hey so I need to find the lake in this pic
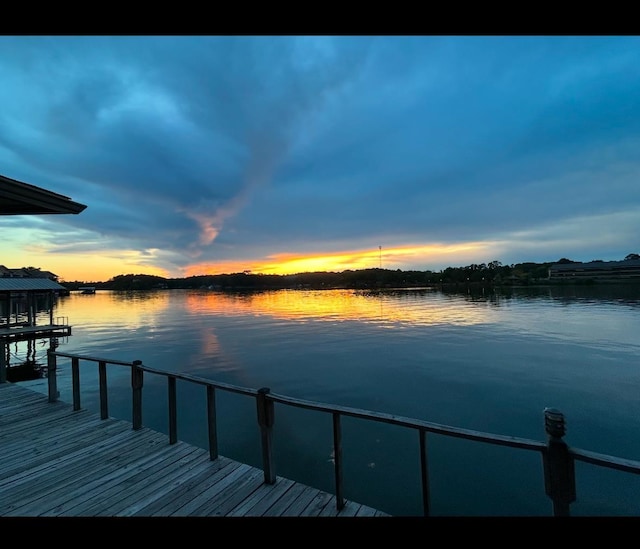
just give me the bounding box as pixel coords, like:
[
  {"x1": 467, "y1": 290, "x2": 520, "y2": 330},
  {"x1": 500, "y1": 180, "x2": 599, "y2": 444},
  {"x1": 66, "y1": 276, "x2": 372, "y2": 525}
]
[{"x1": 12, "y1": 284, "x2": 640, "y2": 516}]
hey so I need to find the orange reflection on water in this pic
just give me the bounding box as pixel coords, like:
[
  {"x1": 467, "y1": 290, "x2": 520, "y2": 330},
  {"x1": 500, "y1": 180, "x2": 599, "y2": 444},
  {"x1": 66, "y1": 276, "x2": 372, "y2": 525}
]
[
  {"x1": 184, "y1": 289, "x2": 490, "y2": 327},
  {"x1": 200, "y1": 329, "x2": 221, "y2": 356},
  {"x1": 59, "y1": 291, "x2": 171, "y2": 330}
]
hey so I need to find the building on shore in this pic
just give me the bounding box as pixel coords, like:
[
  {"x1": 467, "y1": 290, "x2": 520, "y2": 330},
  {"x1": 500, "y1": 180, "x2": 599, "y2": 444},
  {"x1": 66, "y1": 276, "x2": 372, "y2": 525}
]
[
  {"x1": 548, "y1": 259, "x2": 640, "y2": 281},
  {"x1": 0, "y1": 265, "x2": 60, "y2": 281}
]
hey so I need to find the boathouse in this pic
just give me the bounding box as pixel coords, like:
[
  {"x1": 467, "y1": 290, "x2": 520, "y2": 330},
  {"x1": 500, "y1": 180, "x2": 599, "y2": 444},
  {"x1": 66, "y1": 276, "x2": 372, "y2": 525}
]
[{"x1": 0, "y1": 173, "x2": 86, "y2": 382}]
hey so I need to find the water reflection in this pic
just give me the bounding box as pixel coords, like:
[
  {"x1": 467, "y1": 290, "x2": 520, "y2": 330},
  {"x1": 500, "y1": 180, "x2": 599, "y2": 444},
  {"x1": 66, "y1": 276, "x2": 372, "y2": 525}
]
[
  {"x1": 52, "y1": 286, "x2": 640, "y2": 354},
  {"x1": 50, "y1": 286, "x2": 640, "y2": 357},
  {"x1": 495, "y1": 284, "x2": 640, "y2": 308},
  {"x1": 61, "y1": 290, "x2": 171, "y2": 330},
  {"x1": 184, "y1": 288, "x2": 493, "y2": 327},
  {"x1": 26, "y1": 283, "x2": 640, "y2": 516}
]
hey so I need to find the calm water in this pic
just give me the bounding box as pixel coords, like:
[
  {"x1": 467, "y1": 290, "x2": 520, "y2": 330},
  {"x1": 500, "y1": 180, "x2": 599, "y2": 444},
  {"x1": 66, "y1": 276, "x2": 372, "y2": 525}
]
[{"x1": 13, "y1": 284, "x2": 640, "y2": 516}]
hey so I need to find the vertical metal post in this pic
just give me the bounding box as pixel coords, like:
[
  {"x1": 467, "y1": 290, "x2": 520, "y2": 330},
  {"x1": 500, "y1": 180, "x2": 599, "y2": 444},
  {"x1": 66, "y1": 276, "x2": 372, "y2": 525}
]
[
  {"x1": 168, "y1": 376, "x2": 177, "y2": 444},
  {"x1": 98, "y1": 361, "x2": 108, "y2": 419},
  {"x1": 332, "y1": 412, "x2": 344, "y2": 511},
  {"x1": 131, "y1": 360, "x2": 143, "y2": 430},
  {"x1": 47, "y1": 347, "x2": 58, "y2": 403},
  {"x1": 71, "y1": 356, "x2": 81, "y2": 411},
  {"x1": 419, "y1": 429, "x2": 431, "y2": 516},
  {"x1": 256, "y1": 387, "x2": 275, "y2": 484},
  {"x1": 542, "y1": 407, "x2": 576, "y2": 516},
  {"x1": 207, "y1": 385, "x2": 218, "y2": 460},
  {"x1": 0, "y1": 341, "x2": 6, "y2": 383}
]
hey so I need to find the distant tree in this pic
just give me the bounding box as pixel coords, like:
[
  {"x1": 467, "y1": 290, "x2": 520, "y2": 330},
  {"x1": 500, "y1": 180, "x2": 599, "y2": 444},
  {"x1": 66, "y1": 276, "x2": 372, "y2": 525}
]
[
  {"x1": 624, "y1": 253, "x2": 640, "y2": 260},
  {"x1": 556, "y1": 258, "x2": 575, "y2": 264}
]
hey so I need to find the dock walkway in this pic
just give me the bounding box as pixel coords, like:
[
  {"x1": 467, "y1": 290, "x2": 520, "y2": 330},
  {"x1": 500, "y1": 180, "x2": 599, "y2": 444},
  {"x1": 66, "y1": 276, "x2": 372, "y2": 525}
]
[{"x1": 0, "y1": 382, "x2": 389, "y2": 517}]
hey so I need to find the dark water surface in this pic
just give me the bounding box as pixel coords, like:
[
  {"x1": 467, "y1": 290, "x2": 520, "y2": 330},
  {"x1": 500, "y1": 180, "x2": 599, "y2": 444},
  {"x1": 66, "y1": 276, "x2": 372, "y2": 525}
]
[{"x1": 16, "y1": 285, "x2": 640, "y2": 516}]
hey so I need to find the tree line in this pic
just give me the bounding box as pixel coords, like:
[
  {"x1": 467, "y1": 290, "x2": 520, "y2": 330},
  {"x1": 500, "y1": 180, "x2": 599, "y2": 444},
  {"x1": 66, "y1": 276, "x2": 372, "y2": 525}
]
[{"x1": 61, "y1": 256, "x2": 639, "y2": 291}]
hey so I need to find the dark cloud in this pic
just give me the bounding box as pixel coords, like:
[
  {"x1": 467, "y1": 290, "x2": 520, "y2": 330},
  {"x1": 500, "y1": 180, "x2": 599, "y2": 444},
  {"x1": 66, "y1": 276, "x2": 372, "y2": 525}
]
[{"x1": 1, "y1": 35, "x2": 639, "y2": 275}]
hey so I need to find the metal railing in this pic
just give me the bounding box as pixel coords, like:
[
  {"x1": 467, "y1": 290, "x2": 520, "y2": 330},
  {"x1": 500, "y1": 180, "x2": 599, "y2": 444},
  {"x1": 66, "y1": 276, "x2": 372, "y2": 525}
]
[{"x1": 45, "y1": 349, "x2": 640, "y2": 516}]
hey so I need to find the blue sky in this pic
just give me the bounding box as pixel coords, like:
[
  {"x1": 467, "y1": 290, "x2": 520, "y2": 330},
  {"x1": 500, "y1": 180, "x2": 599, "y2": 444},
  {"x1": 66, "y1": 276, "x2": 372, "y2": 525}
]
[{"x1": 1, "y1": 35, "x2": 639, "y2": 281}]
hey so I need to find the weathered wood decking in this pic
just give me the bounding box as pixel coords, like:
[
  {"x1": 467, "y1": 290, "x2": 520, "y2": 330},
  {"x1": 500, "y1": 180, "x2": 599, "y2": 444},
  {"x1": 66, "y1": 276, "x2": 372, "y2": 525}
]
[{"x1": 0, "y1": 382, "x2": 389, "y2": 517}]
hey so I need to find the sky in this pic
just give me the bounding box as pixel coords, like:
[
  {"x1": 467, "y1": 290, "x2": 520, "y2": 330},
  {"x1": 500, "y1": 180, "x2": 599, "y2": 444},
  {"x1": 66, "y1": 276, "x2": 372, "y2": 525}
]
[{"x1": 1, "y1": 35, "x2": 639, "y2": 282}]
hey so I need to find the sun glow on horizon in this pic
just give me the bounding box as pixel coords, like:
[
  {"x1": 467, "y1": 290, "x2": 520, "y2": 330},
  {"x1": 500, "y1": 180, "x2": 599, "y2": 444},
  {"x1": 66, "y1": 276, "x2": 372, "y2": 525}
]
[
  {"x1": 183, "y1": 241, "x2": 496, "y2": 277},
  {"x1": 5, "y1": 250, "x2": 172, "y2": 283},
  {"x1": 6, "y1": 236, "x2": 498, "y2": 282}
]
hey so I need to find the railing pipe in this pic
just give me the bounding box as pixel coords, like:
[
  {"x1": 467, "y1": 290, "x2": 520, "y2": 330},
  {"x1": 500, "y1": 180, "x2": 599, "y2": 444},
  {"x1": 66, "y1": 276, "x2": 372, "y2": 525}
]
[
  {"x1": 46, "y1": 350, "x2": 640, "y2": 516},
  {"x1": 131, "y1": 360, "x2": 143, "y2": 430},
  {"x1": 542, "y1": 407, "x2": 576, "y2": 516},
  {"x1": 332, "y1": 412, "x2": 344, "y2": 511},
  {"x1": 256, "y1": 387, "x2": 275, "y2": 484},
  {"x1": 168, "y1": 375, "x2": 177, "y2": 444}
]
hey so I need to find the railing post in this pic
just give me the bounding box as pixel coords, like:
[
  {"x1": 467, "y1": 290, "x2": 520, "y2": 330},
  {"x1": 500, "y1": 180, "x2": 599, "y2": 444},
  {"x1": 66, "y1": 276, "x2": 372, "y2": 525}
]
[
  {"x1": 207, "y1": 385, "x2": 218, "y2": 460},
  {"x1": 47, "y1": 347, "x2": 58, "y2": 403},
  {"x1": 332, "y1": 412, "x2": 344, "y2": 511},
  {"x1": 131, "y1": 360, "x2": 143, "y2": 430},
  {"x1": 543, "y1": 407, "x2": 576, "y2": 516},
  {"x1": 256, "y1": 387, "x2": 276, "y2": 484},
  {"x1": 71, "y1": 357, "x2": 81, "y2": 411},
  {"x1": 419, "y1": 429, "x2": 431, "y2": 516},
  {"x1": 98, "y1": 361, "x2": 108, "y2": 419},
  {"x1": 168, "y1": 375, "x2": 177, "y2": 444}
]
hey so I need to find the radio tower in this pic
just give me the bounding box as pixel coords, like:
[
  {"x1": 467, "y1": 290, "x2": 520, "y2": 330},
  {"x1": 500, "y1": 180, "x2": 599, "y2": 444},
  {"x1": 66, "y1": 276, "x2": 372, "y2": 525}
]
[{"x1": 379, "y1": 246, "x2": 382, "y2": 269}]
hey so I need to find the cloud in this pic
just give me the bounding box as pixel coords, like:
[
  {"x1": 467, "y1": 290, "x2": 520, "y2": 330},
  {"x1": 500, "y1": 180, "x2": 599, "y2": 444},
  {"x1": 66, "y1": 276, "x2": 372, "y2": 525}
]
[{"x1": 1, "y1": 36, "x2": 639, "y2": 279}]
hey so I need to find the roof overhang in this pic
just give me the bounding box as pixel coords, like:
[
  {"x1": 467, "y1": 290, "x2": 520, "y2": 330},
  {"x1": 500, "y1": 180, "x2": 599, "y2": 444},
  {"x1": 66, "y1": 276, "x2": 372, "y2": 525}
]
[
  {"x1": 0, "y1": 174, "x2": 87, "y2": 215},
  {"x1": 0, "y1": 278, "x2": 66, "y2": 292}
]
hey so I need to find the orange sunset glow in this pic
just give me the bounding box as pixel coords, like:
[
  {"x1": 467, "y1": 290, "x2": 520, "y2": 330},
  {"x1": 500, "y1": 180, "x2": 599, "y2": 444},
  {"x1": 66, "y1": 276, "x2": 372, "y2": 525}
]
[
  {"x1": 5, "y1": 240, "x2": 497, "y2": 283},
  {"x1": 182, "y1": 242, "x2": 496, "y2": 278},
  {"x1": 14, "y1": 251, "x2": 172, "y2": 283}
]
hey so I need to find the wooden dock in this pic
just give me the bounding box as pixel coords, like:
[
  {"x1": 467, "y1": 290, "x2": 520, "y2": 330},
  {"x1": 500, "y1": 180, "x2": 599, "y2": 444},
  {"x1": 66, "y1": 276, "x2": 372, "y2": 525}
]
[
  {"x1": 0, "y1": 323, "x2": 72, "y2": 343},
  {"x1": 0, "y1": 382, "x2": 390, "y2": 517}
]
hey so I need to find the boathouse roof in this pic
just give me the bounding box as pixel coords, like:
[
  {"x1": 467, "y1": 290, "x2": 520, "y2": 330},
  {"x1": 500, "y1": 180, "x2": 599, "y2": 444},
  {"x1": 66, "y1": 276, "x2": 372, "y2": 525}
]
[
  {"x1": 0, "y1": 278, "x2": 66, "y2": 292},
  {"x1": 0, "y1": 174, "x2": 87, "y2": 215}
]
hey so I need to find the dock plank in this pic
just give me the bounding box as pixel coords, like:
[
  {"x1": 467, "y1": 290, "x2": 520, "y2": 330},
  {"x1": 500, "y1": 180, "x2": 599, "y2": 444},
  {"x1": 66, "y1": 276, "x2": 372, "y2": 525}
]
[
  {"x1": 133, "y1": 457, "x2": 238, "y2": 516},
  {"x1": 42, "y1": 436, "x2": 189, "y2": 516},
  {"x1": 0, "y1": 382, "x2": 391, "y2": 517},
  {"x1": 0, "y1": 430, "x2": 164, "y2": 515},
  {"x1": 199, "y1": 467, "x2": 267, "y2": 516},
  {"x1": 226, "y1": 477, "x2": 296, "y2": 516}
]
